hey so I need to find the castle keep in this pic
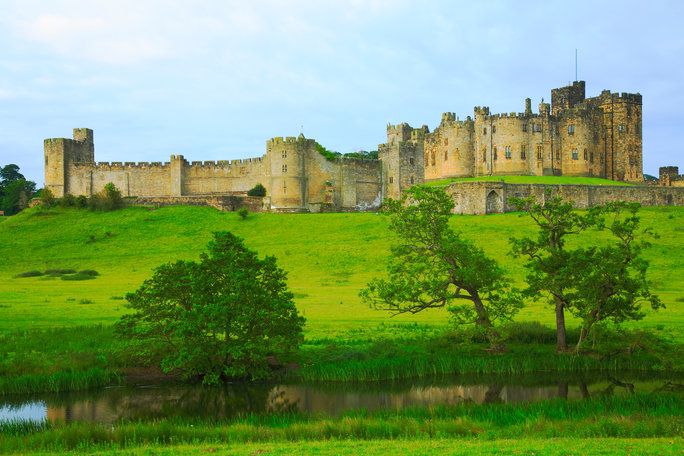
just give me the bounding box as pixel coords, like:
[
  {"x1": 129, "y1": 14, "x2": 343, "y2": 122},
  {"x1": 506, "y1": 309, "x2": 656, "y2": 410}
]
[{"x1": 44, "y1": 81, "x2": 646, "y2": 211}]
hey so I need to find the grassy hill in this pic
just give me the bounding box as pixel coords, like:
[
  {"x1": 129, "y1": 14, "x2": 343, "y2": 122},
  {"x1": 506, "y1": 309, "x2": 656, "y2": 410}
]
[
  {"x1": 425, "y1": 175, "x2": 635, "y2": 187},
  {"x1": 1, "y1": 204, "x2": 682, "y2": 340}
]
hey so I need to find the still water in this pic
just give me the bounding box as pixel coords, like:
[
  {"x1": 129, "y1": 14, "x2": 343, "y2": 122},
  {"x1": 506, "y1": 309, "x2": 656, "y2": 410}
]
[{"x1": 0, "y1": 373, "x2": 679, "y2": 424}]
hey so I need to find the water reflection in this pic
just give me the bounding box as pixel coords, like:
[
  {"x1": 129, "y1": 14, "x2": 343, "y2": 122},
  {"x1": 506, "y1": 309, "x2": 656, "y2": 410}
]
[{"x1": 0, "y1": 374, "x2": 680, "y2": 425}]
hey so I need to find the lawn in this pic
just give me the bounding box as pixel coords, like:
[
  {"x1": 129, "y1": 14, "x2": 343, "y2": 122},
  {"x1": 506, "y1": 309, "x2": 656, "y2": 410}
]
[{"x1": 1, "y1": 204, "x2": 682, "y2": 339}]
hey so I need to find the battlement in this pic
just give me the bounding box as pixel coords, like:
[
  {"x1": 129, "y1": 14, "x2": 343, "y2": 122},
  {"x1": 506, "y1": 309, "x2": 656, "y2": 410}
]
[
  {"x1": 588, "y1": 90, "x2": 642, "y2": 105},
  {"x1": 267, "y1": 135, "x2": 316, "y2": 145},
  {"x1": 474, "y1": 106, "x2": 490, "y2": 117}
]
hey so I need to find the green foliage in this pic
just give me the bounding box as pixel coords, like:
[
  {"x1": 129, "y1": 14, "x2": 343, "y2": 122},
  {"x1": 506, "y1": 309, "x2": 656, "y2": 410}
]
[
  {"x1": 237, "y1": 207, "x2": 249, "y2": 219},
  {"x1": 510, "y1": 191, "x2": 597, "y2": 351},
  {"x1": 567, "y1": 202, "x2": 663, "y2": 348},
  {"x1": 0, "y1": 164, "x2": 37, "y2": 215},
  {"x1": 115, "y1": 231, "x2": 305, "y2": 383},
  {"x1": 247, "y1": 183, "x2": 267, "y2": 197},
  {"x1": 14, "y1": 270, "x2": 44, "y2": 278},
  {"x1": 39, "y1": 187, "x2": 56, "y2": 208},
  {"x1": 88, "y1": 182, "x2": 124, "y2": 211},
  {"x1": 315, "y1": 142, "x2": 342, "y2": 161},
  {"x1": 361, "y1": 186, "x2": 521, "y2": 348}
]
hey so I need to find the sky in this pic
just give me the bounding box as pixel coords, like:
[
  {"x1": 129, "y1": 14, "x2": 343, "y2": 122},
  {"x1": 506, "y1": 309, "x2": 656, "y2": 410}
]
[{"x1": 1, "y1": 0, "x2": 683, "y2": 185}]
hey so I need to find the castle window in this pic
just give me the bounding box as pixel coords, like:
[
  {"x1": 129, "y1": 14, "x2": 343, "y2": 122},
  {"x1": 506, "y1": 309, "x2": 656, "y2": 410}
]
[
  {"x1": 482, "y1": 149, "x2": 487, "y2": 162},
  {"x1": 389, "y1": 176, "x2": 394, "y2": 184},
  {"x1": 534, "y1": 124, "x2": 542, "y2": 133},
  {"x1": 45, "y1": 155, "x2": 48, "y2": 166},
  {"x1": 444, "y1": 150, "x2": 448, "y2": 161},
  {"x1": 618, "y1": 124, "x2": 625, "y2": 133},
  {"x1": 636, "y1": 124, "x2": 641, "y2": 135},
  {"x1": 282, "y1": 164, "x2": 288, "y2": 173},
  {"x1": 444, "y1": 138, "x2": 448, "y2": 146},
  {"x1": 282, "y1": 151, "x2": 287, "y2": 159},
  {"x1": 492, "y1": 125, "x2": 496, "y2": 134},
  {"x1": 590, "y1": 151, "x2": 594, "y2": 163},
  {"x1": 583, "y1": 149, "x2": 588, "y2": 160},
  {"x1": 537, "y1": 145, "x2": 543, "y2": 160},
  {"x1": 572, "y1": 149, "x2": 578, "y2": 160},
  {"x1": 410, "y1": 176, "x2": 414, "y2": 184},
  {"x1": 521, "y1": 145, "x2": 527, "y2": 160},
  {"x1": 493, "y1": 147, "x2": 498, "y2": 161},
  {"x1": 555, "y1": 150, "x2": 560, "y2": 160},
  {"x1": 483, "y1": 127, "x2": 487, "y2": 135},
  {"x1": 431, "y1": 151, "x2": 436, "y2": 166},
  {"x1": 522, "y1": 123, "x2": 527, "y2": 132},
  {"x1": 593, "y1": 132, "x2": 599, "y2": 144},
  {"x1": 409, "y1": 157, "x2": 415, "y2": 165},
  {"x1": 505, "y1": 146, "x2": 511, "y2": 159},
  {"x1": 568, "y1": 124, "x2": 575, "y2": 135}
]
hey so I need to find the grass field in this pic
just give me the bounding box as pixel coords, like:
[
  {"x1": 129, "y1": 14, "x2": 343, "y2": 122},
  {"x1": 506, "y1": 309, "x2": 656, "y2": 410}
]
[
  {"x1": 1, "y1": 204, "x2": 681, "y2": 337},
  {"x1": 32, "y1": 439, "x2": 682, "y2": 456},
  {"x1": 425, "y1": 175, "x2": 635, "y2": 187}
]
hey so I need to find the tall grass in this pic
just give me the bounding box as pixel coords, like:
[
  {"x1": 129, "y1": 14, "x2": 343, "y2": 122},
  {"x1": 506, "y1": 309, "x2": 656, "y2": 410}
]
[
  {"x1": 0, "y1": 368, "x2": 120, "y2": 395},
  {"x1": 1, "y1": 394, "x2": 681, "y2": 453}
]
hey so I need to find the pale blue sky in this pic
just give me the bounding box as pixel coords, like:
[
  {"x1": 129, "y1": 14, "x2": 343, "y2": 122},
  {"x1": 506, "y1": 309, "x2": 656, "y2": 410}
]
[{"x1": 1, "y1": 0, "x2": 682, "y2": 184}]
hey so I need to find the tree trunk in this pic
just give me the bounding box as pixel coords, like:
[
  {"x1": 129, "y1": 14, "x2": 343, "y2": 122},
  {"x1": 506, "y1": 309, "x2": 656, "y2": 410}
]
[
  {"x1": 472, "y1": 292, "x2": 503, "y2": 350},
  {"x1": 554, "y1": 297, "x2": 567, "y2": 352}
]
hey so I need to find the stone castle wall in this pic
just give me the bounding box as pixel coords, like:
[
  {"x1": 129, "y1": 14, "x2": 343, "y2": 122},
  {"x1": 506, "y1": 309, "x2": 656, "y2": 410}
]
[
  {"x1": 45, "y1": 129, "x2": 382, "y2": 212},
  {"x1": 446, "y1": 181, "x2": 684, "y2": 215}
]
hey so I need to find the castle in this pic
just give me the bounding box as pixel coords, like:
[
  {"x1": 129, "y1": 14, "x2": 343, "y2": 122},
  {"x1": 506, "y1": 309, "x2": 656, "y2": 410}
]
[{"x1": 44, "y1": 81, "x2": 645, "y2": 211}]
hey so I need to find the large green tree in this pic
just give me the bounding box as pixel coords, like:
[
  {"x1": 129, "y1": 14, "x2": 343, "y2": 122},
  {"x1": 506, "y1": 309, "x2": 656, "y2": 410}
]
[
  {"x1": 0, "y1": 164, "x2": 36, "y2": 215},
  {"x1": 566, "y1": 202, "x2": 662, "y2": 350},
  {"x1": 116, "y1": 231, "x2": 305, "y2": 384},
  {"x1": 509, "y1": 192, "x2": 596, "y2": 352},
  {"x1": 360, "y1": 186, "x2": 521, "y2": 348}
]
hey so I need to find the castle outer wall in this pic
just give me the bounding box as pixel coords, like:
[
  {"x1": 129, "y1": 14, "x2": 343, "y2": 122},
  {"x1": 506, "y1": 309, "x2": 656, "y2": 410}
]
[
  {"x1": 446, "y1": 181, "x2": 684, "y2": 215},
  {"x1": 44, "y1": 130, "x2": 382, "y2": 212}
]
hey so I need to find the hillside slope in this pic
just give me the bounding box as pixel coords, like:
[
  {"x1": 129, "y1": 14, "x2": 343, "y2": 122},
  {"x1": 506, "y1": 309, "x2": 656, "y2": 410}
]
[{"x1": 1, "y1": 205, "x2": 682, "y2": 338}]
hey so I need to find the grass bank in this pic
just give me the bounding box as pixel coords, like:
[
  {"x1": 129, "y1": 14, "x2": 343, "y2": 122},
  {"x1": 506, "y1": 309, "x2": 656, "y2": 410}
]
[
  {"x1": 1, "y1": 394, "x2": 681, "y2": 453},
  {"x1": 29, "y1": 438, "x2": 682, "y2": 456}
]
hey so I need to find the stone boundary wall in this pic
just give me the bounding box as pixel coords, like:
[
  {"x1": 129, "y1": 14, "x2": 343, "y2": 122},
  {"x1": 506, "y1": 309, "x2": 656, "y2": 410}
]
[
  {"x1": 134, "y1": 195, "x2": 267, "y2": 212},
  {"x1": 445, "y1": 182, "x2": 684, "y2": 215}
]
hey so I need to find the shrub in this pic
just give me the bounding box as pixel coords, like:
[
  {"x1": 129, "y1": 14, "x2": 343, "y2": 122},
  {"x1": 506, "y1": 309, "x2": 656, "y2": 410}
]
[
  {"x1": 45, "y1": 269, "x2": 77, "y2": 275},
  {"x1": 78, "y1": 270, "x2": 100, "y2": 276},
  {"x1": 88, "y1": 183, "x2": 124, "y2": 211},
  {"x1": 61, "y1": 273, "x2": 97, "y2": 281},
  {"x1": 247, "y1": 183, "x2": 267, "y2": 197},
  {"x1": 237, "y1": 207, "x2": 249, "y2": 220},
  {"x1": 14, "y1": 270, "x2": 44, "y2": 278},
  {"x1": 39, "y1": 188, "x2": 55, "y2": 208},
  {"x1": 59, "y1": 194, "x2": 77, "y2": 207}
]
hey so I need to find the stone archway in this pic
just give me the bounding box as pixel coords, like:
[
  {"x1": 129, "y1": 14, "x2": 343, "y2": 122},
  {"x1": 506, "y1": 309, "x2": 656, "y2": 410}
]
[{"x1": 485, "y1": 190, "x2": 503, "y2": 214}]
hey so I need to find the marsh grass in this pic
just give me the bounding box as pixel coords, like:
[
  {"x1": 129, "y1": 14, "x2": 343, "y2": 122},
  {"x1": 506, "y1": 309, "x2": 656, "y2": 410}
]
[{"x1": 0, "y1": 395, "x2": 681, "y2": 453}]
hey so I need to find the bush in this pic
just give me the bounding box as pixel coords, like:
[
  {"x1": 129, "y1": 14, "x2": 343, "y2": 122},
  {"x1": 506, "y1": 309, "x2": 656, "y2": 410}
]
[
  {"x1": 14, "y1": 270, "x2": 44, "y2": 278},
  {"x1": 39, "y1": 188, "x2": 55, "y2": 208},
  {"x1": 247, "y1": 183, "x2": 267, "y2": 197},
  {"x1": 59, "y1": 194, "x2": 77, "y2": 207},
  {"x1": 61, "y1": 273, "x2": 97, "y2": 281},
  {"x1": 237, "y1": 207, "x2": 249, "y2": 220},
  {"x1": 78, "y1": 270, "x2": 100, "y2": 276},
  {"x1": 89, "y1": 183, "x2": 124, "y2": 211},
  {"x1": 45, "y1": 269, "x2": 77, "y2": 275}
]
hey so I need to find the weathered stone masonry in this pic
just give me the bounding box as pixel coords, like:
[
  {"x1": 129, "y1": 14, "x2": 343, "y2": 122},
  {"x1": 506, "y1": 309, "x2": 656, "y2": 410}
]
[{"x1": 45, "y1": 80, "x2": 679, "y2": 214}]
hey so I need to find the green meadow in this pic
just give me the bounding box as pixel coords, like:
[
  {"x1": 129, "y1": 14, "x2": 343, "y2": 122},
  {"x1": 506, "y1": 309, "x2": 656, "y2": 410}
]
[{"x1": 1, "y1": 204, "x2": 682, "y2": 337}]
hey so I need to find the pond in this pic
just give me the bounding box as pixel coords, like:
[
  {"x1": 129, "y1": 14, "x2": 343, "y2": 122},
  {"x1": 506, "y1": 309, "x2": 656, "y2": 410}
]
[{"x1": 1, "y1": 373, "x2": 680, "y2": 424}]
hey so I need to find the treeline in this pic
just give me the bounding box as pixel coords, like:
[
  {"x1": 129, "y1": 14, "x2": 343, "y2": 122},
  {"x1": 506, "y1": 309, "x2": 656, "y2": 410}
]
[{"x1": 0, "y1": 164, "x2": 37, "y2": 215}]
